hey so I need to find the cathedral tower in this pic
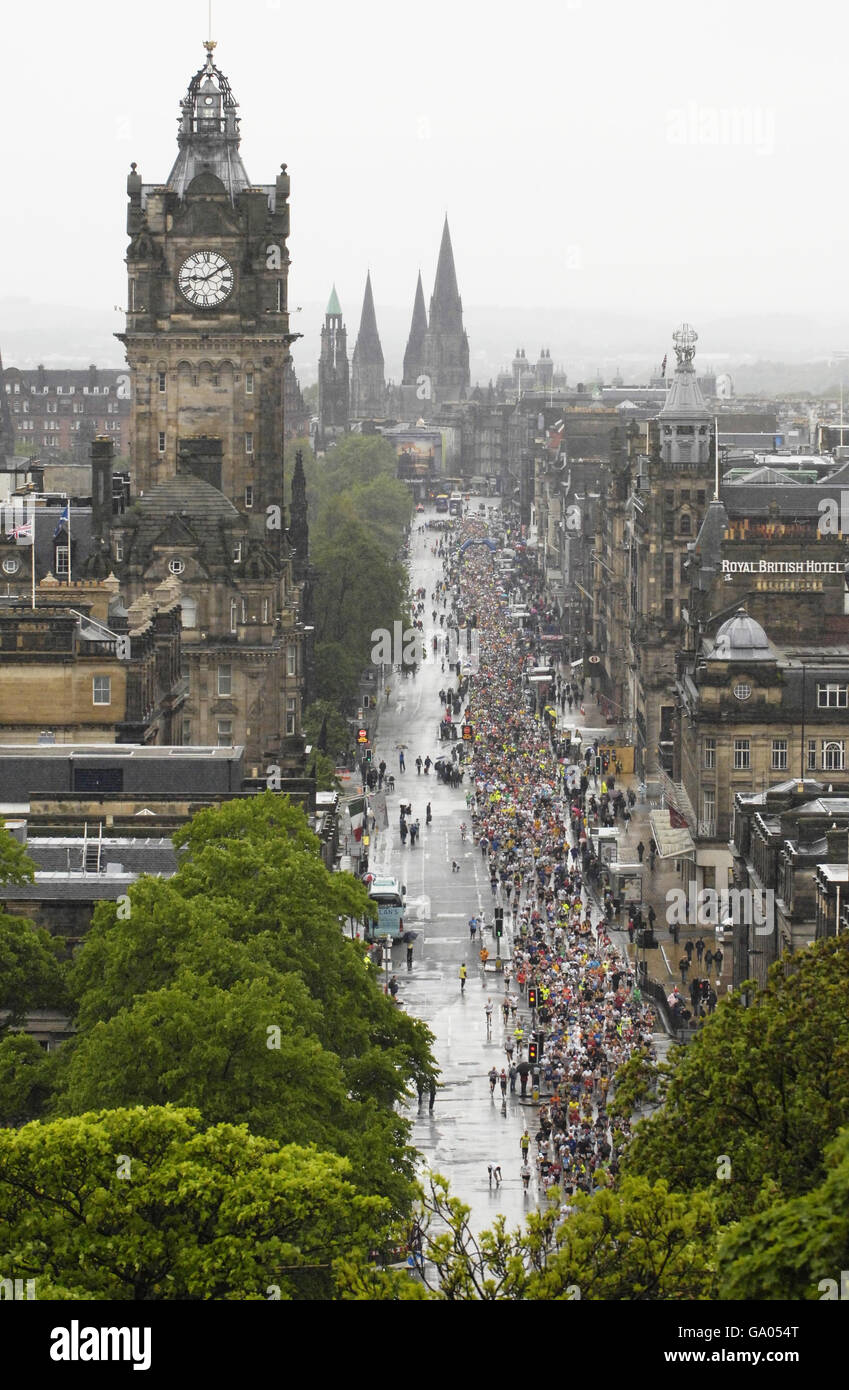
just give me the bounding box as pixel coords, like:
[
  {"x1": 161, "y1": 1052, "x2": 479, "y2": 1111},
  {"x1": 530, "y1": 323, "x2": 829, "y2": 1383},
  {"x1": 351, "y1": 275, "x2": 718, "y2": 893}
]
[
  {"x1": 350, "y1": 272, "x2": 385, "y2": 420},
  {"x1": 423, "y1": 218, "x2": 470, "y2": 409}
]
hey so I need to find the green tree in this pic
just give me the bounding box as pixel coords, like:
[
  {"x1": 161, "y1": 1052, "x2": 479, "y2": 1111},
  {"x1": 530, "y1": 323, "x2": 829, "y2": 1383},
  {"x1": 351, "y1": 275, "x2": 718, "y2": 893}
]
[
  {"x1": 623, "y1": 937, "x2": 849, "y2": 1221},
  {"x1": 0, "y1": 1031, "x2": 56, "y2": 1125},
  {"x1": 0, "y1": 1106, "x2": 386, "y2": 1300},
  {"x1": 62, "y1": 795, "x2": 436, "y2": 1209},
  {"x1": 0, "y1": 822, "x2": 37, "y2": 885},
  {"x1": 717, "y1": 1128, "x2": 849, "y2": 1300},
  {"x1": 337, "y1": 1173, "x2": 718, "y2": 1301},
  {"x1": 0, "y1": 913, "x2": 67, "y2": 1036}
]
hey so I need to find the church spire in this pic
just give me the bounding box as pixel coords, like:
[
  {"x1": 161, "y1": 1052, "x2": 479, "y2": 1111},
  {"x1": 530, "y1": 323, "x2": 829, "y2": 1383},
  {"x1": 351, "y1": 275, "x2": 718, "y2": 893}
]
[
  {"x1": 429, "y1": 217, "x2": 462, "y2": 330},
  {"x1": 166, "y1": 42, "x2": 251, "y2": 202},
  {"x1": 351, "y1": 272, "x2": 385, "y2": 419},
  {"x1": 353, "y1": 272, "x2": 384, "y2": 364},
  {"x1": 289, "y1": 448, "x2": 309, "y2": 585},
  {"x1": 403, "y1": 271, "x2": 428, "y2": 386}
]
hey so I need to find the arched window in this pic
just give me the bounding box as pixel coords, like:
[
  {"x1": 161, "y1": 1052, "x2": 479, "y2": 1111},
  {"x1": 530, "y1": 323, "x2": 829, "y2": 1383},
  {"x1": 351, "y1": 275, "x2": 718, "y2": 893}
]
[
  {"x1": 823, "y1": 740, "x2": 845, "y2": 771},
  {"x1": 680, "y1": 513, "x2": 692, "y2": 535}
]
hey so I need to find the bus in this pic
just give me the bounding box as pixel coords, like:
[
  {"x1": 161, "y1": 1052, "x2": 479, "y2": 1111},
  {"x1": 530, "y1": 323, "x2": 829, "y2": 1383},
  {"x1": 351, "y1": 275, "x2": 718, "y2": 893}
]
[
  {"x1": 448, "y1": 491, "x2": 463, "y2": 516},
  {"x1": 366, "y1": 876, "x2": 407, "y2": 941},
  {"x1": 435, "y1": 493, "x2": 449, "y2": 514}
]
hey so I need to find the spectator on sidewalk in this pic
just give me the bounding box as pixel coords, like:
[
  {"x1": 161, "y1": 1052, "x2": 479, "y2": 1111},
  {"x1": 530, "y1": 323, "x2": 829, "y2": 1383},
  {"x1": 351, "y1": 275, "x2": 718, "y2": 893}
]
[
  {"x1": 679, "y1": 955, "x2": 690, "y2": 984},
  {"x1": 695, "y1": 937, "x2": 705, "y2": 964},
  {"x1": 636, "y1": 840, "x2": 646, "y2": 862}
]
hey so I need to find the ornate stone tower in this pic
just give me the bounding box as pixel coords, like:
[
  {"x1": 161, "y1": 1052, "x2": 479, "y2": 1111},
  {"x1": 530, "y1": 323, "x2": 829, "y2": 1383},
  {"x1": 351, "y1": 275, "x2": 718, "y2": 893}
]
[
  {"x1": 658, "y1": 323, "x2": 712, "y2": 465},
  {"x1": 350, "y1": 272, "x2": 385, "y2": 420},
  {"x1": 119, "y1": 40, "x2": 296, "y2": 538},
  {"x1": 114, "y1": 40, "x2": 307, "y2": 768},
  {"x1": 317, "y1": 285, "x2": 349, "y2": 446},
  {"x1": 423, "y1": 218, "x2": 470, "y2": 408}
]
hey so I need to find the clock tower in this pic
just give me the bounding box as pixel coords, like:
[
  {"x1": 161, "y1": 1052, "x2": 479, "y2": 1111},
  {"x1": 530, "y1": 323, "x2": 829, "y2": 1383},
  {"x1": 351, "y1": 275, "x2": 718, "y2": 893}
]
[
  {"x1": 113, "y1": 42, "x2": 308, "y2": 769},
  {"x1": 119, "y1": 40, "x2": 296, "y2": 534}
]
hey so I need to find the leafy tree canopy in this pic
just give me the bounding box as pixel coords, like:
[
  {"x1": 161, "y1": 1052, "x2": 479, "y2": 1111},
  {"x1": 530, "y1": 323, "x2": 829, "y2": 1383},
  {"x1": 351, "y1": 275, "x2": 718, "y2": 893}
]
[{"x1": 0, "y1": 1106, "x2": 386, "y2": 1300}]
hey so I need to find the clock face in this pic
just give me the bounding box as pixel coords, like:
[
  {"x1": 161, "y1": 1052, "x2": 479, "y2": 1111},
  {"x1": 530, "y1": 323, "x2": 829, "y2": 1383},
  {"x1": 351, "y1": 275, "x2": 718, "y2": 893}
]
[{"x1": 178, "y1": 250, "x2": 234, "y2": 307}]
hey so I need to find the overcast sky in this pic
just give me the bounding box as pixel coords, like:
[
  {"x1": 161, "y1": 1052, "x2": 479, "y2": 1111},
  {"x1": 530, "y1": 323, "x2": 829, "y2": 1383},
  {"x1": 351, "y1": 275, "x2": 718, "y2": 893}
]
[{"x1": 4, "y1": 0, "x2": 849, "y2": 375}]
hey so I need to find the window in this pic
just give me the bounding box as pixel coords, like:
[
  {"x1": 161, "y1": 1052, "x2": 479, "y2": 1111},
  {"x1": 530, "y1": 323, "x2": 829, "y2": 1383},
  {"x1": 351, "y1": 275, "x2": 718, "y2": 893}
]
[
  {"x1": 230, "y1": 601, "x2": 238, "y2": 633},
  {"x1": 680, "y1": 489, "x2": 690, "y2": 502},
  {"x1": 697, "y1": 490, "x2": 706, "y2": 506},
  {"x1": 664, "y1": 555, "x2": 673, "y2": 589},
  {"x1": 192, "y1": 374, "x2": 199, "y2": 388},
  {"x1": 217, "y1": 719, "x2": 233, "y2": 748},
  {"x1": 180, "y1": 597, "x2": 197, "y2": 628},
  {"x1": 823, "y1": 740, "x2": 845, "y2": 771},
  {"x1": 115, "y1": 540, "x2": 124, "y2": 563},
  {"x1": 680, "y1": 554, "x2": 689, "y2": 583},
  {"x1": 168, "y1": 558, "x2": 185, "y2": 575},
  {"x1": 817, "y1": 683, "x2": 849, "y2": 708},
  {"x1": 181, "y1": 717, "x2": 192, "y2": 745},
  {"x1": 211, "y1": 374, "x2": 219, "y2": 387},
  {"x1": 2, "y1": 557, "x2": 20, "y2": 575},
  {"x1": 262, "y1": 598, "x2": 270, "y2": 623},
  {"x1": 703, "y1": 737, "x2": 716, "y2": 769},
  {"x1": 808, "y1": 739, "x2": 817, "y2": 771},
  {"x1": 286, "y1": 643, "x2": 297, "y2": 677},
  {"x1": 217, "y1": 664, "x2": 232, "y2": 697},
  {"x1": 734, "y1": 682, "x2": 752, "y2": 701},
  {"x1": 55, "y1": 545, "x2": 69, "y2": 576},
  {"x1": 664, "y1": 514, "x2": 674, "y2": 537},
  {"x1": 663, "y1": 598, "x2": 674, "y2": 623},
  {"x1": 46, "y1": 402, "x2": 57, "y2": 414},
  {"x1": 158, "y1": 431, "x2": 166, "y2": 453},
  {"x1": 92, "y1": 675, "x2": 111, "y2": 706},
  {"x1": 771, "y1": 738, "x2": 788, "y2": 771},
  {"x1": 73, "y1": 402, "x2": 83, "y2": 414},
  {"x1": 701, "y1": 790, "x2": 715, "y2": 836},
  {"x1": 232, "y1": 542, "x2": 242, "y2": 563},
  {"x1": 245, "y1": 372, "x2": 254, "y2": 395},
  {"x1": 244, "y1": 485, "x2": 254, "y2": 508},
  {"x1": 733, "y1": 739, "x2": 750, "y2": 770},
  {"x1": 241, "y1": 599, "x2": 248, "y2": 624},
  {"x1": 286, "y1": 697, "x2": 297, "y2": 735},
  {"x1": 245, "y1": 432, "x2": 254, "y2": 454},
  {"x1": 158, "y1": 372, "x2": 166, "y2": 393},
  {"x1": 276, "y1": 281, "x2": 283, "y2": 312},
  {"x1": 664, "y1": 490, "x2": 674, "y2": 507},
  {"x1": 679, "y1": 513, "x2": 692, "y2": 535}
]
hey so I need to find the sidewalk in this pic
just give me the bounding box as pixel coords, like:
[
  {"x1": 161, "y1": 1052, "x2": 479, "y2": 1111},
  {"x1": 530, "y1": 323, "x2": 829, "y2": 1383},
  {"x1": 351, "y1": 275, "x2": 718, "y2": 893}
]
[{"x1": 554, "y1": 678, "x2": 730, "y2": 1006}]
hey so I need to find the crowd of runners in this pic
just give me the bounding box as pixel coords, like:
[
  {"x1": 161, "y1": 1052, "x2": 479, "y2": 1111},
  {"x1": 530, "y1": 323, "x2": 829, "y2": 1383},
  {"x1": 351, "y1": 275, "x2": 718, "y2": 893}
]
[{"x1": 432, "y1": 513, "x2": 659, "y2": 1200}]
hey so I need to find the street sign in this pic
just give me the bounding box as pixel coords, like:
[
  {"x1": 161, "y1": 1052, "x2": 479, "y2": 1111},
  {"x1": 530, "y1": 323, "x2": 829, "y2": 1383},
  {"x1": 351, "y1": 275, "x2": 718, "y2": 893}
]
[
  {"x1": 462, "y1": 724, "x2": 474, "y2": 741},
  {"x1": 357, "y1": 728, "x2": 368, "y2": 743},
  {"x1": 588, "y1": 655, "x2": 601, "y2": 664}
]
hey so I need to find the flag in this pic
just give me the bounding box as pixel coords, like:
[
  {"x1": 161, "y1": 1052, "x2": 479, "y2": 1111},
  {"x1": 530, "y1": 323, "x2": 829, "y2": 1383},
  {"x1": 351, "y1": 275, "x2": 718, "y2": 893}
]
[
  {"x1": 8, "y1": 521, "x2": 32, "y2": 545},
  {"x1": 53, "y1": 505, "x2": 69, "y2": 540},
  {"x1": 669, "y1": 806, "x2": 689, "y2": 830},
  {"x1": 348, "y1": 795, "x2": 366, "y2": 842},
  {"x1": 661, "y1": 353, "x2": 667, "y2": 377}
]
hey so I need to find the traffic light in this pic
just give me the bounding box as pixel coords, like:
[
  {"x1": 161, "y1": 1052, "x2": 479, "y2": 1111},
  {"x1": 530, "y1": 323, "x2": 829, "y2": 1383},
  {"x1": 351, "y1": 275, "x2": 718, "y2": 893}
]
[
  {"x1": 528, "y1": 986, "x2": 538, "y2": 1010},
  {"x1": 595, "y1": 757, "x2": 601, "y2": 775},
  {"x1": 494, "y1": 907, "x2": 504, "y2": 938},
  {"x1": 365, "y1": 748, "x2": 373, "y2": 763},
  {"x1": 528, "y1": 1041, "x2": 538, "y2": 1065},
  {"x1": 363, "y1": 694, "x2": 370, "y2": 709}
]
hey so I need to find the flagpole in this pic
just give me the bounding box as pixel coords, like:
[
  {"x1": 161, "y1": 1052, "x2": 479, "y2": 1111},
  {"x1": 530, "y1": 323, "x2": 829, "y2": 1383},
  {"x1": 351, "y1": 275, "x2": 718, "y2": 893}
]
[
  {"x1": 67, "y1": 494, "x2": 72, "y2": 585},
  {"x1": 31, "y1": 510, "x2": 35, "y2": 610},
  {"x1": 714, "y1": 417, "x2": 720, "y2": 499}
]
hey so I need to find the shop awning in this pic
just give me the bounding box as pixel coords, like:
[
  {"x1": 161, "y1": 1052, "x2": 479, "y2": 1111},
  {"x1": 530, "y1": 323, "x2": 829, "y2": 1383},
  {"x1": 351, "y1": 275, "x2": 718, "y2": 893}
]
[{"x1": 649, "y1": 809, "x2": 695, "y2": 859}]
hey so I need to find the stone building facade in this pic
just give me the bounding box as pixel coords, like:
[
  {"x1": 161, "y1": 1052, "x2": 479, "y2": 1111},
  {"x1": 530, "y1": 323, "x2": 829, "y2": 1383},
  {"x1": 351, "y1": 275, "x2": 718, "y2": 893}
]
[{"x1": 113, "y1": 41, "x2": 307, "y2": 766}]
